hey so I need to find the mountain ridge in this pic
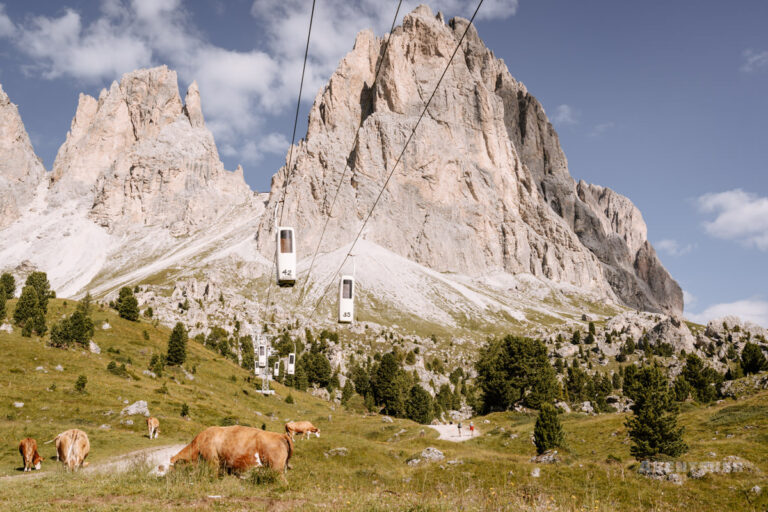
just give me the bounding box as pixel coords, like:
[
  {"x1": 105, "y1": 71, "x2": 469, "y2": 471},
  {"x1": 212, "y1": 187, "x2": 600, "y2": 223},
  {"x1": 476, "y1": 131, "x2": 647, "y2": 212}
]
[{"x1": 0, "y1": 5, "x2": 682, "y2": 336}]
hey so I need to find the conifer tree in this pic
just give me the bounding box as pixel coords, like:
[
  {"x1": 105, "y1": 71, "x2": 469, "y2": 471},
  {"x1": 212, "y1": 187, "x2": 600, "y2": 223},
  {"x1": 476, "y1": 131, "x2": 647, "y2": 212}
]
[
  {"x1": 405, "y1": 384, "x2": 434, "y2": 424},
  {"x1": 0, "y1": 287, "x2": 5, "y2": 319},
  {"x1": 341, "y1": 379, "x2": 355, "y2": 405},
  {"x1": 625, "y1": 365, "x2": 687, "y2": 460},
  {"x1": 13, "y1": 285, "x2": 39, "y2": 326},
  {"x1": 32, "y1": 309, "x2": 47, "y2": 336},
  {"x1": 373, "y1": 352, "x2": 407, "y2": 417},
  {"x1": 117, "y1": 287, "x2": 139, "y2": 321},
  {"x1": 741, "y1": 342, "x2": 768, "y2": 375},
  {"x1": 25, "y1": 272, "x2": 51, "y2": 313},
  {"x1": 166, "y1": 322, "x2": 188, "y2": 366},
  {"x1": 534, "y1": 403, "x2": 564, "y2": 454},
  {"x1": 0, "y1": 272, "x2": 15, "y2": 298}
]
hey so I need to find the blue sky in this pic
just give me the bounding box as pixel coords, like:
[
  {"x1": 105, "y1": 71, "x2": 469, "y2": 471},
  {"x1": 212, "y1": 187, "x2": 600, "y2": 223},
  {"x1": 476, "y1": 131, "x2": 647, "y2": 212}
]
[{"x1": 0, "y1": 0, "x2": 766, "y2": 326}]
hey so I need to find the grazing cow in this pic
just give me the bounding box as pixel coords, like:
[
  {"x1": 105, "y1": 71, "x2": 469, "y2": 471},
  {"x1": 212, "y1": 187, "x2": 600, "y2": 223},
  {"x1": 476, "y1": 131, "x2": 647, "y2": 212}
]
[
  {"x1": 18, "y1": 438, "x2": 43, "y2": 472},
  {"x1": 284, "y1": 421, "x2": 320, "y2": 440},
  {"x1": 55, "y1": 429, "x2": 90, "y2": 471},
  {"x1": 170, "y1": 426, "x2": 293, "y2": 481},
  {"x1": 146, "y1": 417, "x2": 160, "y2": 439}
]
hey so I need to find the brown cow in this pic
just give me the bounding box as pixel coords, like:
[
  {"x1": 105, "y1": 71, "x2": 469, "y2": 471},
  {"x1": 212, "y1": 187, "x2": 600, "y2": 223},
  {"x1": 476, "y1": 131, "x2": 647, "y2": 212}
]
[
  {"x1": 284, "y1": 421, "x2": 320, "y2": 440},
  {"x1": 146, "y1": 417, "x2": 160, "y2": 439},
  {"x1": 55, "y1": 429, "x2": 90, "y2": 471},
  {"x1": 18, "y1": 438, "x2": 43, "y2": 472},
  {"x1": 170, "y1": 426, "x2": 293, "y2": 481}
]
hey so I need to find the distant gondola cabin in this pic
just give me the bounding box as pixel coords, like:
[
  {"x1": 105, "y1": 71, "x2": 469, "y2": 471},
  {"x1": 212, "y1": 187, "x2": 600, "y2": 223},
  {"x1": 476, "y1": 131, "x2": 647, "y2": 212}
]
[
  {"x1": 338, "y1": 275, "x2": 354, "y2": 323},
  {"x1": 276, "y1": 227, "x2": 296, "y2": 286}
]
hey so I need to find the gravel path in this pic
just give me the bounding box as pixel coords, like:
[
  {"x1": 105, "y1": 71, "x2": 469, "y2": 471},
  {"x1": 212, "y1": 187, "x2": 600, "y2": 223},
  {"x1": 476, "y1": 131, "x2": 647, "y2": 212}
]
[
  {"x1": 1, "y1": 444, "x2": 186, "y2": 481},
  {"x1": 429, "y1": 424, "x2": 479, "y2": 442}
]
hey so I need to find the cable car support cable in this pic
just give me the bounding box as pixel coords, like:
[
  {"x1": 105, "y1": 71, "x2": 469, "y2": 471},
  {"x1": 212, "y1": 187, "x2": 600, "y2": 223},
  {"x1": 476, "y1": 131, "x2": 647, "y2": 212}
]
[
  {"x1": 296, "y1": 0, "x2": 404, "y2": 307},
  {"x1": 305, "y1": 0, "x2": 485, "y2": 322},
  {"x1": 264, "y1": 0, "x2": 317, "y2": 308}
]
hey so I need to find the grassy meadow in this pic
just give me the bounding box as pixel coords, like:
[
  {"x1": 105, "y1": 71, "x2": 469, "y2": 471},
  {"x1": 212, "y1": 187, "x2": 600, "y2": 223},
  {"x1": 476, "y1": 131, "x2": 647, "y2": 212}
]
[{"x1": 1, "y1": 299, "x2": 767, "y2": 511}]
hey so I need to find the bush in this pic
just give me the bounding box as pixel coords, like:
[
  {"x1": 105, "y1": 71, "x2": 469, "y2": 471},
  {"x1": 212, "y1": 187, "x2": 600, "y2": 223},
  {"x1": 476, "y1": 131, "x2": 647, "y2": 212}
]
[
  {"x1": 180, "y1": 403, "x2": 190, "y2": 417},
  {"x1": 285, "y1": 394, "x2": 294, "y2": 404},
  {"x1": 74, "y1": 375, "x2": 88, "y2": 393},
  {"x1": 220, "y1": 416, "x2": 238, "y2": 426},
  {"x1": 534, "y1": 403, "x2": 564, "y2": 454},
  {"x1": 107, "y1": 361, "x2": 129, "y2": 378}
]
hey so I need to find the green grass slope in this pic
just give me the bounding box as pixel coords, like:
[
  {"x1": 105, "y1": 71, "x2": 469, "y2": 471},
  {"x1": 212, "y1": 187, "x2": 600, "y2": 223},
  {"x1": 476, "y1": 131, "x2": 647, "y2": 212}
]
[{"x1": 1, "y1": 299, "x2": 767, "y2": 511}]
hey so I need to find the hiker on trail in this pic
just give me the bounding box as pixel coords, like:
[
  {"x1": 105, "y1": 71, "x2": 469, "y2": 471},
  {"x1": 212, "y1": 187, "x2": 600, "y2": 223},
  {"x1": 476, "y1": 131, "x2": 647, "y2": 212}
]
[
  {"x1": 457, "y1": 422, "x2": 462, "y2": 437},
  {"x1": 469, "y1": 421, "x2": 474, "y2": 437}
]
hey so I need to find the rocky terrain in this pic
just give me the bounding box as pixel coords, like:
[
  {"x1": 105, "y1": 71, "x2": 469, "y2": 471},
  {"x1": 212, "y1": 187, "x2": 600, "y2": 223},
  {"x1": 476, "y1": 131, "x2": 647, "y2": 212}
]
[{"x1": 0, "y1": 5, "x2": 747, "y2": 375}]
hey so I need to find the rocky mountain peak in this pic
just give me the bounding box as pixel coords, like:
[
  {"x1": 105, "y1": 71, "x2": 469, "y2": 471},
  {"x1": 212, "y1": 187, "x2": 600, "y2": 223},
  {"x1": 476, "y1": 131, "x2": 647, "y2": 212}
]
[
  {"x1": 0, "y1": 83, "x2": 46, "y2": 228},
  {"x1": 49, "y1": 65, "x2": 252, "y2": 234},
  {"x1": 257, "y1": 5, "x2": 682, "y2": 314}
]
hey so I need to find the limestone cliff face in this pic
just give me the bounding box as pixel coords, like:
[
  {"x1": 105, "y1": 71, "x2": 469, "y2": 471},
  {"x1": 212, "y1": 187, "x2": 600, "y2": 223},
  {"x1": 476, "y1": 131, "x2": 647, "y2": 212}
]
[
  {"x1": 0, "y1": 84, "x2": 46, "y2": 228},
  {"x1": 51, "y1": 66, "x2": 252, "y2": 235},
  {"x1": 256, "y1": 5, "x2": 682, "y2": 314}
]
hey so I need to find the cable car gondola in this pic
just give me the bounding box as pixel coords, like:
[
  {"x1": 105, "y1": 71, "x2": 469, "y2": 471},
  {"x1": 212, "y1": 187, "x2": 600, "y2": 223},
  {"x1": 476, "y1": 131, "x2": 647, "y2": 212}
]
[
  {"x1": 276, "y1": 226, "x2": 296, "y2": 286},
  {"x1": 338, "y1": 274, "x2": 354, "y2": 323}
]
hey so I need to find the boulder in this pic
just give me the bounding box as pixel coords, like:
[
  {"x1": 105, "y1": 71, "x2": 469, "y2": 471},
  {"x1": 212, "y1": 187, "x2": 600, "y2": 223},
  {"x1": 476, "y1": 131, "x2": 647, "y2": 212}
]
[
  {"x1": 420, "y1": 447, "x2": 444, "y2": 463},
  {"x1": 121, "y1": 400, "x2": 150, "y2": 417}
]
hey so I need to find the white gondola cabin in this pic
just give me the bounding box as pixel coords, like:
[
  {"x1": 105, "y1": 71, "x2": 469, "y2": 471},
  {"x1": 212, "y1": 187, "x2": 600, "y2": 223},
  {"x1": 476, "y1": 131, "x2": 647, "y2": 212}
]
[
  {"x1": 276, "y1": 226, "x2": 296, "y2": 286},
  {"x1": 287, "y1": 353, "x2": 296, "y2": 375},
  {"x1": 338, "y1": 275, "x2": 354, "y2": 323},
  {"x1": 273, "y1": 361, "x2": 280, "y2": 377},
  {"x1": 258, "y1": 343, "x2": 268, "y2": 368}
]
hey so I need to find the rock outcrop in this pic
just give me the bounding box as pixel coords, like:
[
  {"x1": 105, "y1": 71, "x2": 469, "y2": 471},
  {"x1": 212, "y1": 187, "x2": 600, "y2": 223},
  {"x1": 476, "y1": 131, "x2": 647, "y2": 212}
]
[
  {"x1": 50, "y1": 66, "x2": 252, "y2": 235},
  {"x1": 0, "y1": 84, "x2": 46, "y2": 228},
  {"x1": 255, "y1": 5, "x2": 682, "y2": 314}
]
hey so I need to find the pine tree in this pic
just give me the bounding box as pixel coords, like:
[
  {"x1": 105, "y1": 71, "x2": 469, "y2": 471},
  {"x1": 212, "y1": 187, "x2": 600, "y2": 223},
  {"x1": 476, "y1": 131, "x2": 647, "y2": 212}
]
[
  {"x1": 373, "y1": 352, "x2": 407, "y2": 417},
  {"x1": 341, "y1": 379, "x2": 355, "y2": 405},
  {"x1": 25, "y1": 272, "x2": 51, "y2": 313},
  {"x1": 405, "y1": 384, "x2": 434, "y2": 424},
  {"x1": 76, "y1": 292, "x2": 93, "y2": 317},
  {"x1": 741, "y1": 342, "x2": 768, "y2": 375},
  {"x1": 625, "y1": 365, "x2": 687, "y2": 460},
  {"x1": 117, "y1": 287, "x2": 139, "y2": 321},
  {"x1": 240, "y1": 335, "x2": 255, "y2": 370},
  {"x1": 534, "y1": 403, "x2": 564, "y2": 454},
  {"x1": 0, "y1": 272, "x2": 15, "y2": 298},
  {"x1": 0, "y1": 287, "x2": 5, "y2": 320},
  {"x1": 13, "y1": 285, "x2": 39, "y2": 326},
  {"x1": 166, "y1": 322, "x2": 188, "y2": 366},
  {"x1": 475, "y1": 336, "x2": 558, "y2": 412},
  {"x1": 571, "y1": 331, "x2": 581, "y2": 345},
  {"x1": 32, "y1": 309, "x2": 47, "y2": 336}
]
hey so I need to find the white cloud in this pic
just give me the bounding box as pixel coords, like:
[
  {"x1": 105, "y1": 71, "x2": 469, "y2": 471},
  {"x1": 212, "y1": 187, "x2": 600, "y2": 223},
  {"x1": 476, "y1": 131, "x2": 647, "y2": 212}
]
[
  {"x1": 687, "y1": 299, "x2": 768, "y2": 328},
  {"x1": 0, "y1": 3, "x2": 15, "y2": 38},
  {"x1": 682, "y1": 290, "x2": 696, "y2": 307},
  {"x1": 221, "y1": 132, "x2": 290, "y2": 163},
  {"x1": 655, "y1": 238, "x2": 694, "y2": 257},
  {"x1": 698, "y1": 189, "x2": 768, "y2": 250},
  {"x1": 4, "y1": 0, "x2": 519, "y2": 163},
  {"x1": 741, "y1": 49, "x2": 768, "y2": 73},
  {"x1": 588, "y1": 121, "x2": 615, "y2": 138},
  {"x1": 15, "y1": 9, "x2": 152, "y2": 81},
  {"x1": 552, "y1": 104, "x2": 578, "y2": 126}
]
